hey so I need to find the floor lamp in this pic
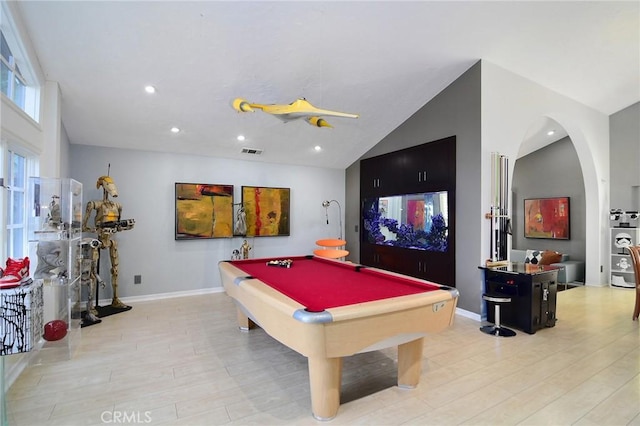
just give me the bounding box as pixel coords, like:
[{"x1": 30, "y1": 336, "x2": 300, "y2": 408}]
[{"x1": 322, "y1": 199, "x2": 343, "y2": 240}]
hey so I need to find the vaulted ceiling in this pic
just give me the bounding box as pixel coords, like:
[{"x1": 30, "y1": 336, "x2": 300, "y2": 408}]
[{"x1": 16, "y1": 1, "x2": 639, "y2": 169}]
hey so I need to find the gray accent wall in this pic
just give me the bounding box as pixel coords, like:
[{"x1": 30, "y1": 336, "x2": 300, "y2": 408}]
[
  {"x1": 346, "y1": 61, "x2": 482, "y2": 313},
  {"x1": 511, "y1": 137, "x2": 586, "y2": 263},
  {"x1": 610, "y1": 102, "x2": 640, "y2": 211},
  {"x1": 70, "y1": 145, "x2": 346, "y2": 300}
]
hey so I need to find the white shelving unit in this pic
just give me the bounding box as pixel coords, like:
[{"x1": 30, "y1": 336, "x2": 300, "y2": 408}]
[
  {"x1": 610, "y1": 227, "x2": 639, "y2": 288},
  {"x1": 27, "y1": 177, "x2": 83, "y2": 363}
]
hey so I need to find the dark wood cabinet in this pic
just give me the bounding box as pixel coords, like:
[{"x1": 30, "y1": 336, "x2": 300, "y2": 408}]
[
  {"x1": 359, "y1": 136, "x2": 456, "y2": 287},
  {"x1": 360, "y1": 154, "x2": 391, "y2": 197},
  {"x1": 360, "y1": 136, "x2": 455, "y2": 197},
  {"x1": 401, "y1": 137, "x2": 455, "y2": 192}
]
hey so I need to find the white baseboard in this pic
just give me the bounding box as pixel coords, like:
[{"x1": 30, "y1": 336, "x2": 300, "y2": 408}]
[
  {"x1": 98, "y1": 286, "x2": 225, "y2": 306},
  {"x1": 456, "y1": 307, "x2": 481, "y2": 322}
]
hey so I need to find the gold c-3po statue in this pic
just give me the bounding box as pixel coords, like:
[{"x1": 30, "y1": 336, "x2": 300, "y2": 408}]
[{"x1": 82, "y1": 176, "x2": 135, "y2": 311}]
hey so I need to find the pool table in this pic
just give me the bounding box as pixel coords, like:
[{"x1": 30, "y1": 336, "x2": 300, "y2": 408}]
[{"x1": 218, "y1": 255, "x2": 459, "y2": 420}]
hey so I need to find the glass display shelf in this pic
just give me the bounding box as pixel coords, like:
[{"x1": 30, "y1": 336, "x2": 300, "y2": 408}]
[{"x1": 27, "y1": 177, "x2": 83, "y2": 363}]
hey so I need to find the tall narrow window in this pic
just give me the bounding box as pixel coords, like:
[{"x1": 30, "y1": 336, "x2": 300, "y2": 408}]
[{"x1": 5, "y1": 149, "x2": 28, "y2": 259}]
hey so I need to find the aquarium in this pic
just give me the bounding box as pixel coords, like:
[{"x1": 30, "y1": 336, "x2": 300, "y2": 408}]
[{"x1": 362, "y1": 191, "x2": 449, "y2": 252}]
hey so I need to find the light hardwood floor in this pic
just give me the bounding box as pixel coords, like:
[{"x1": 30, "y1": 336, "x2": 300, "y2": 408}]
[{"x1": 7, "y1": 285, "x2": 640, "y2": 425}]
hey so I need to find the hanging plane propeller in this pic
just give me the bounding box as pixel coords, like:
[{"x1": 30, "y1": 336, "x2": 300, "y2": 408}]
[{"x1": 232, "y1": 98, "x2": 359, "y2": 128}]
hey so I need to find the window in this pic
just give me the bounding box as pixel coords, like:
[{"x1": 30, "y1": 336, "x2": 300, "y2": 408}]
[
  {"x1": 0, "y1": 3, "x2": 42, "y2": 260},
  {"x1": 0, "y1": 26, "x2": 40, "y2": 121},
  {"x1": 7, "y1": 150, "x2": 26, "y2": 258},
  {"x1": 1, "y1": 143, "x2": 37, "y2": 260},
  {"x1": 1, "y1": 31, "x2": 26, "y2": 105}
]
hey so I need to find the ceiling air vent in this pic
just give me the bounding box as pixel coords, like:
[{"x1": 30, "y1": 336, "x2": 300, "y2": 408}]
[{"x1": 241, "y1": 147, "x2": 263, "y2": 155}]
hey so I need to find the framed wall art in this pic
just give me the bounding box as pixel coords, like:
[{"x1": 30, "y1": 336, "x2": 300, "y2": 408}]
[
  {"x1": 175, "y1": 183, "x2": 234, "y2": 240},
  {"x1": 524, "y1": 197, "x2": 570, "y2": 240},
  {"x1": 241, "y1": 186, "x2": 290, "y2": 237}
]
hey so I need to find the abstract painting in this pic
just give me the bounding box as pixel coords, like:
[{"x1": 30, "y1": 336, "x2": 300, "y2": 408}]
[
  {"x1": 241, "y1": 186, "x2": 290, "y2": 237},
  {"x1": 175, "y1": 183, "x2": 233, "y2": 239},
  {"x1": 524, "y1": 197, "x2": 570, "y2": 239}
]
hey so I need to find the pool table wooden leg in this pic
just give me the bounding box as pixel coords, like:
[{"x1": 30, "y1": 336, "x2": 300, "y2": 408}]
[
  {"x1": 397, "y1": 338, "x2": 424, "y2": 388},
  {"x1": 308, "y1": 356, "x2": 342, "y2": 421},
  {"x1": 235, "y1": 307, "x2": 255, "y2": 331}
]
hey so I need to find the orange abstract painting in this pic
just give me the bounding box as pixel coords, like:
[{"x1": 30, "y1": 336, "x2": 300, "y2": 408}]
[{"x1": 175, "y1": 183, "x2": 233, "y2": 239}]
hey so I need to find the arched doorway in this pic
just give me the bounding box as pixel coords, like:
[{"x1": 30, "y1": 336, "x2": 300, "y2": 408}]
[{"x1": 511, "y1": 117, "x2": 586, "y2": 275}]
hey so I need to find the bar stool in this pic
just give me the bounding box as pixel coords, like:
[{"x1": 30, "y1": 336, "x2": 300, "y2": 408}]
[
  {"x1": 480, "y1": 294, "x2": 516, "y2": 337},
  {"x1": 314, "y1": 238, "x2": 349, "y2": 260}
]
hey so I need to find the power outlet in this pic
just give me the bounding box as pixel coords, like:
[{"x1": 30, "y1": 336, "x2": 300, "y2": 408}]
[{"x1": 134, "y1": 275, "x2": 142, "y2": 284}]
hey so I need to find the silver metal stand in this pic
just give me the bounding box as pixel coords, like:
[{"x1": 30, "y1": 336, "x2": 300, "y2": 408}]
[{"x1": 489, "y1": 153, "x2": 509, "y2": 262}]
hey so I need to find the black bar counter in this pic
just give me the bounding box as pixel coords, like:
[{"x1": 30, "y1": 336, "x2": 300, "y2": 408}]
[{"x1": 479, "y1": 262, "x2": 559, "y2": 334}]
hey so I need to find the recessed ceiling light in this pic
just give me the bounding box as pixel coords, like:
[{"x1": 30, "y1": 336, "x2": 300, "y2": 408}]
[
  {"x1": 170, "y1": 127, "x2": 180, "y2": 133},
  {"x1": 144, "y1": 85, "x2": 156, "y2": 94},
  {"x1": 237, "y1": 135, "x2": 245, "y2": 141},
  {"x1": 314, "y1": 145, "x2": 322, "y2": 151},
  {"x1": 547, "y1": 130, "x2": 556, "y2": 136}
]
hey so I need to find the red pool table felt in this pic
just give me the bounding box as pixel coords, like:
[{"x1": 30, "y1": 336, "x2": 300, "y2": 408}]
[{"x1": 229, "y1": 256, "x2": 441, "y2": 312}]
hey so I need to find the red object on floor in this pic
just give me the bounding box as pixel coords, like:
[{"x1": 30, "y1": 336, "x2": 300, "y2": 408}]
[{"x1": 43, "y1": 320, "x2": 67, "y2": 341}]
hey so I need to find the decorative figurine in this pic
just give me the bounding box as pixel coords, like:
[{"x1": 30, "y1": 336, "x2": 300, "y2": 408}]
[
  {"x1": 241, "y1": 239, "x2": 251, "y2": 259},
  {"x1": 231, "y1": 249, "x2": 241, "y2": 261},
  {"x1": 616, "y1": 257, "x2": 630, "y2": 271},
  {"x1": 46, "y1": 195, "x2": 62, "y2": 229},
  {"x1": 82, "y1": 175, "x2": 135, "y2": 313},
  {"x1": 234, "y1": 205, "x2": 247, "y2": 236},
  {"x1": 614, "y1": 232, "x2": 633, "y2": 254},
  {"x1": 232, "y1": 97, "x2": 359, "y2": 128}
]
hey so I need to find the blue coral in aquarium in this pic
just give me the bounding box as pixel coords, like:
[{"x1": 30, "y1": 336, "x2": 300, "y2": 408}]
[{"x1": 363, "y1": 203, "x2": 448, "y2": 252}]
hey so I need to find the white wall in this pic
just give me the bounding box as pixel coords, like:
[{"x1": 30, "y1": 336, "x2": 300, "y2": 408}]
[
  {"x1": 609, "y1": 102, "x2": 640, "y2": 211},
  {"x1": 482, "y1": 61, "x2": 609, "y2": 286},
  {"x1": 39, "y1": 81, "x2": 63, "y2": 177},
  {"x1": 70, "y1": 145, "x2": 346, "y2": 300}
]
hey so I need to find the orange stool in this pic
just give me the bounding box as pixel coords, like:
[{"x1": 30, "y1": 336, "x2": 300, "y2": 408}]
[{"x1": 314, "y1": 239, "x2": 349, "y2": 260}]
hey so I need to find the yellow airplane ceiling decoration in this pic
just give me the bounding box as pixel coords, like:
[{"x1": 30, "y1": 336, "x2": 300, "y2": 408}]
[{"x1": 232, "y1": 98, "x2": 359, "y2": 128}]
